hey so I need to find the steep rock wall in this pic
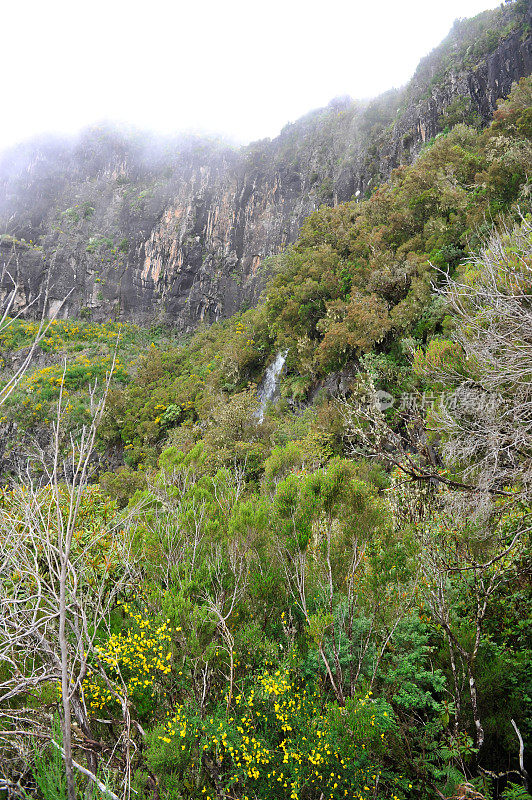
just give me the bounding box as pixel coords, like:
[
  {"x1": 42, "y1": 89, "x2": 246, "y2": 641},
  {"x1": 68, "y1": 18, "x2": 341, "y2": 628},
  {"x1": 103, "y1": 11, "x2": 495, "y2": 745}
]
[
  {"x1": 1, "y1": 2, "x2": 530, "y2": 329},
  {"x1": 379, "y1": 25, "x2": 532, "y2": 175}
]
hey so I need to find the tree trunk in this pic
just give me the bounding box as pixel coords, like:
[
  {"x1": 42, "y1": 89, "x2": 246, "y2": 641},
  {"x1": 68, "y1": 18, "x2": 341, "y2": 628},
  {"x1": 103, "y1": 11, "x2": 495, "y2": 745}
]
[
  {"x1": 447, "y1": 635, "x2": 462, "y2": 735},
  {"x1": 60, "y1": 604, "x2": 77, "y2": 800},
  {"x1": 467, "y1": 661, "x2": 484, "y2": 750}
]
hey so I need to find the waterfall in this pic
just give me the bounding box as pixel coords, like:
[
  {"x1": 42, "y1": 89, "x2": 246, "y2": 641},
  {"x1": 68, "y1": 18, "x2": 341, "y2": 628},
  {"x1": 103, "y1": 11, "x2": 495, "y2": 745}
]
[{"x1": 256, "y1": 350, "x2": 287, "y2": 423}]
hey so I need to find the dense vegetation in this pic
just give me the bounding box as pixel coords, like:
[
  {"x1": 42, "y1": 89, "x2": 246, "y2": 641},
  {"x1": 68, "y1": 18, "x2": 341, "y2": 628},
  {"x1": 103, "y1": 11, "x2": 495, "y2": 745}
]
[{"x1": 0, "y1": 79, "x2": 531, "y2": 800}]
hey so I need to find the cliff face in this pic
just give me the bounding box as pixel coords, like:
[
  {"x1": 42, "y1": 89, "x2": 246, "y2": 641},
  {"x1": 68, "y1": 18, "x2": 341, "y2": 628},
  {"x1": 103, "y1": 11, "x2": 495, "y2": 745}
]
[
  {"x1": 378, "y1": 23, "x2": 532, "y2": 175},
  {"x1": 1, "y1": 1, "x2": 530, "y2": 330}
]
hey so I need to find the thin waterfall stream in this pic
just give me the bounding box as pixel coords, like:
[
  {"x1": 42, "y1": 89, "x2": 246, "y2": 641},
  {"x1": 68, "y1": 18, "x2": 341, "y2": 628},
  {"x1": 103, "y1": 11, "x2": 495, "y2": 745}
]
[{"x1": 256, "y1": 350, "x2": 287, "y2": 423}]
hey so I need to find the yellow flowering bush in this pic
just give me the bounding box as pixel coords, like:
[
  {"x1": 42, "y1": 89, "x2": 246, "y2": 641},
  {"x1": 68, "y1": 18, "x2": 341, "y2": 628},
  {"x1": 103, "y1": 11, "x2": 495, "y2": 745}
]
[
  {"x1": 4, "y1": 352, "x2": 129, "y2": 431},
  {"x1": 149, "y1": 667, "x2": 402, "y2": 800},
  {"x1": 0, "y1": 319, "x2": 139, "y2": 353},
  {"x1": 83, "y1": 605, "x2": 174, "y2": 716}
]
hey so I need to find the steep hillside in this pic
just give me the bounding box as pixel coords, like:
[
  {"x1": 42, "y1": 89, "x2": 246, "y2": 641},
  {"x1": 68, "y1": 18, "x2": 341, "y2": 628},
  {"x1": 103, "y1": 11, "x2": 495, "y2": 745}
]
[
  {"x1": 0, "y1": 77, "x2": 531, "y2": 799},
  {"x1": 0, "y1": 0, "x2": 530, "y2": 330},
  {"x1": 0, "y1": 0, "x2": 531, "y2": 788}
]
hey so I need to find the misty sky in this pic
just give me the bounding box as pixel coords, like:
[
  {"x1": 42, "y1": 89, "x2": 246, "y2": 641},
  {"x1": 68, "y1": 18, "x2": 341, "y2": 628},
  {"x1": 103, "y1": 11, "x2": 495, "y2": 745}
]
[{"x1": 1, "y1": 0, "x2": 501, "y2": 150}]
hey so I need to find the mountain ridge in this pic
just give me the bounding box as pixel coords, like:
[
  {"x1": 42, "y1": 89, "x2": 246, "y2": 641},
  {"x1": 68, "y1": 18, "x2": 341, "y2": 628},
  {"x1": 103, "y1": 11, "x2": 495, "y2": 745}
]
[{"x1": 1, "y1": 0, "x2": 530, "y2": 330}]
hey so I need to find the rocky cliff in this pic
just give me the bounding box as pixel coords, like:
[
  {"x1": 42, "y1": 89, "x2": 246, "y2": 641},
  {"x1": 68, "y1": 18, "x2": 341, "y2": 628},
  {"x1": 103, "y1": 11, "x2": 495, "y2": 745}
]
[{"x1": 1, "y1": 0, "x2": 530, "y2": 330}]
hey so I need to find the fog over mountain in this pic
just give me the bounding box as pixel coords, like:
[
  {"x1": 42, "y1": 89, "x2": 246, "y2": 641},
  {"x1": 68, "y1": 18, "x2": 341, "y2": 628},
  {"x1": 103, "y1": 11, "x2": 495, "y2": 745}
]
[
  {"x1": 1, "y1": 0, "x2": 502, "y2": 150},
  {"x1": 1, "y1": 0, "x2": 529, "y2": 330}
]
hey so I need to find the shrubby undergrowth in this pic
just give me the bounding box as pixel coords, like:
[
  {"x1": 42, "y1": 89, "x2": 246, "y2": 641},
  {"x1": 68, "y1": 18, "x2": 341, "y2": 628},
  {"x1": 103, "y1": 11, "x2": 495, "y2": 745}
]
[{"x1": 0, "y1": 80, "x2": 530, "y2": 800}]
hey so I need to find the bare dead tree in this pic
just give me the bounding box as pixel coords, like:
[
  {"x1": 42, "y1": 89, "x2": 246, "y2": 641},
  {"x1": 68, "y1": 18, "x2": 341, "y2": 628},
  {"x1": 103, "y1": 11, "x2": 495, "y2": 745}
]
[
  {"x1": 0, "y1": 363, "x2": 138, "y2": 799},
  {"x1": 338, "y1": 378, "x2": 513, "y2": 502},
  {"x1": 417, "y1": 216, "x2": 532, "y2": 500}
]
